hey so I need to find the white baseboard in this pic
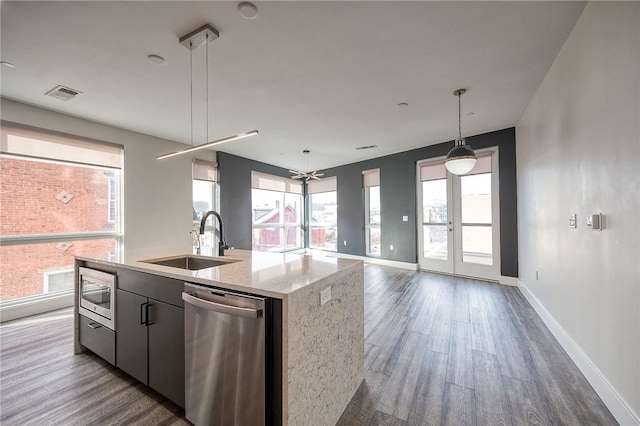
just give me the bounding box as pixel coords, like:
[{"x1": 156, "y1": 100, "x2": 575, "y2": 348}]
[
  {"x1": 499, "y1": 275, "x2": 519, "y2": 286},
  {"x1": 305, "y1": 249, "x2": 418, "y2": 271},
  {"x1": 519, "y1": 280, "x2": 640, "y2": 426}
]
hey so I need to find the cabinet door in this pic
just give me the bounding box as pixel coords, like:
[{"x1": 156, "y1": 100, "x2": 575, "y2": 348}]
[
  {"x1": 116, "y1": 289, "x2": 148, "y2": 384},
  {"x1": 148, "y1": 300, "x2": 185, "y2": 408}
]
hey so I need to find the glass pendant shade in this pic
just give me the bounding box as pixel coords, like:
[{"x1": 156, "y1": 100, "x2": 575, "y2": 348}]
[{"x1": 445, "y1": 138, "x2": 477, "y2": 175}]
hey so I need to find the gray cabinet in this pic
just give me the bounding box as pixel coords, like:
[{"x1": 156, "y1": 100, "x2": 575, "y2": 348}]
[{"x1": 115, "y1": 270, "x2": 185, "y2": 408}]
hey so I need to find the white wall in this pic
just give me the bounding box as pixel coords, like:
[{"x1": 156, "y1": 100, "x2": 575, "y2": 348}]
[
  {"x1": 1, "y1": 98, "x2": 215, "y2": 252},
  {"x1": 517, "y1": 2, "x2": 639, "y2": 422}
]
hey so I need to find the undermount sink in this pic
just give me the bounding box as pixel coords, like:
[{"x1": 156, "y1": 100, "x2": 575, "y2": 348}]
[{"x1": 141, "y1": 255, "x2": 236, "y2": 271}]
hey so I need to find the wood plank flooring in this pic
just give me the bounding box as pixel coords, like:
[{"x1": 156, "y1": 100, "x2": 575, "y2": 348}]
[
  {"x1": 337, "y1": 266, "x2": 617, "y2": 426},
  {"x1": 0, "y1": 266, "x2": 617, "y2": 425}
]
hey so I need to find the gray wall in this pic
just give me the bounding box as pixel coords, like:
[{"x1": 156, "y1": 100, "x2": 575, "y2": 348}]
[
  {"x1": 218, "y1": 152, "x2": 294, "y2": 250},
  {"x1": 517, "y1": 2, "x2": 639, "y2": 419},
  {"x1": 320, "y1": 127, "x2": 517, "y2": 276},
  {"x1": 219, "y1": 127, "x2": 517, "y2": 277}
]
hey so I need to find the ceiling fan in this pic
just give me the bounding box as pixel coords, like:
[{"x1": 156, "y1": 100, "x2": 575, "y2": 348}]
[{"x1": 289, "y1": 150, "x2": 324, "y2": 181}]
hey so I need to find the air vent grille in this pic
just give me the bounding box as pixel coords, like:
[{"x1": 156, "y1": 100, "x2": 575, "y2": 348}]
[
  {"x1": 45, "y1": 85, "x2": 82, "y2": 101},
  {"x1": 355, "y1": 145, "x2": 377, "y2": 150}
]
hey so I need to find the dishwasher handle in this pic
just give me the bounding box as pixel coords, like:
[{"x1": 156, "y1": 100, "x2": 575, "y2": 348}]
[{"x1": 182, "y1": 292, "x2": 263, "y2": 319}]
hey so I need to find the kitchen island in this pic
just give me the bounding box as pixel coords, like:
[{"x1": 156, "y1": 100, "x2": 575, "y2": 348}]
[{"x1": 74, "y1": 248, "x2": 364, "y2": 426}]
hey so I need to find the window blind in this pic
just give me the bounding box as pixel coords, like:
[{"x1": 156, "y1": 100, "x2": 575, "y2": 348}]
[
  {"x1": 362, "y1": 169, "x2": 380, "y2": 187},
  {"x1": 0, "y1": 122, "x2": 123, "y2": 169},
  {"x1": 193, "y1": 160, "x2": 217, "y2": 182},
  {"x1": 307, "y1": 176, "x2": 337, "y2": 194},
  {"x1": 419, "y1": 162, "x2": 447, "y2": 181},
  {"x1": 251, "y1": 171, "x2": 302, "y2": 194}
]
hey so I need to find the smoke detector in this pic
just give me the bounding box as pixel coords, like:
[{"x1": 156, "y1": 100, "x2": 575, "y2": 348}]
[{"x1": 45, "y1": 85, "x2": 82, "y2": 101}]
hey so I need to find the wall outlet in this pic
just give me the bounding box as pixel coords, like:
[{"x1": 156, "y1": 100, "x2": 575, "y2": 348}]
[
  {"x1": 320, "y1": 287, "x2": 332, "y2": 306},
  {"x1": 402, "y1": 215, "x2": 408, "y2": 222},
  {"x1": 389, "y1": 244, "x2": 394, "y2": 251},
  {"x1": 343, "y1": 240, "x2": 347, "y2": 246}
]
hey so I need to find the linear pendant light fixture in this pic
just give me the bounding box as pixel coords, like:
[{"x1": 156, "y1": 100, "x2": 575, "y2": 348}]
[
  {"x1": 444, "y1": 88, "x2": 477, "y2": 175},
  {"x1": 157, "y1": 24, "x2": 258, "y2": 161}
]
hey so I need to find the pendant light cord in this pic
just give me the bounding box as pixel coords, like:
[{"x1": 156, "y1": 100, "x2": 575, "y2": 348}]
[
  {"x1": 190, "y1": 42, "x2": 193, "y2": 147},
  {"x1": 206, "y1": 33, "x2": 209, "y2": 144},
  {"x1": 458, "y1": 91, "x2": 462, "y2": 140}
]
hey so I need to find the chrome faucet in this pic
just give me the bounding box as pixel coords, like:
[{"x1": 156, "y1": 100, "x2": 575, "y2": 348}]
[
  {"x1": 190, "y1": 230, "x2": 201, "y2": 255},
  {"x1": 199, "y1": 210, "x2": 229, "y2": 256}
]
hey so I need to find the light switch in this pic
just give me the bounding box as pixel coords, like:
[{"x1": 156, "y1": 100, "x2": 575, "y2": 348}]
[
  {"x1": 402, "y1": 215, "x2": 408, "y2": 222},
  {"x1": 389, "y1": 244, "x2": 394, "y2": 251},
  {"x1": 569, "y1": 213, "x2": 577, "y2": 228}
]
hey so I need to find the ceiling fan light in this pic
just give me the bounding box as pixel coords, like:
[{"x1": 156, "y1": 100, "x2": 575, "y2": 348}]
[{"x1": 445, "y1": 142, "x2": 477, "y2": 175}]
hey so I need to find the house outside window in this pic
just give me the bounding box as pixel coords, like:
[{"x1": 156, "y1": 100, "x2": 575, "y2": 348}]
[
  {"x1": 308, "y1": 176, "x2": 337, "y2": 251},
  {"x1": 363, "y1": 169, "x2": 381, "y2": 256},
  {"x1": 251, "y1": 171, "x2": 303, "y2": 252},
  {"x1": 0, "y1": 123, "x2": 123, "y2": 310}
]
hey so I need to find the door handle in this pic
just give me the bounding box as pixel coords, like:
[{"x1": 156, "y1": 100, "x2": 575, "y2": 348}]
[
  {"x1": 145, "y1": 303, "x2": 154, "y2": 325},
  {"x1": 87, "y1": 322, "x2": 102, "y2": 329},
  {"x1": 140, "y1": 302, "x2": 147, "y2": 325},
  {"x1": 182, "y1": 292, "x2": 262, "y2": 318}
]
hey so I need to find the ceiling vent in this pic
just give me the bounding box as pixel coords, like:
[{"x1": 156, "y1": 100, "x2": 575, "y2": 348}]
[
  {"x1": 355, "y1": 145, "x2": 377, "y2": 150},
  {"x1": 45, "y1": 85, "x2": 82, "y2": 101}
]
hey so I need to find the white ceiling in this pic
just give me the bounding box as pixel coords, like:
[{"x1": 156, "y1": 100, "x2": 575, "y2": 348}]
[{"x1": 0, "y1": 1, "x2": 585, "y2": 171}]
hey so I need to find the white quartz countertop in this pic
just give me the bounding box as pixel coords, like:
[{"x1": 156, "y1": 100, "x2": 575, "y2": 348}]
[{"x1": 76, "y1": 248, "x2": 362, "y2": 299}]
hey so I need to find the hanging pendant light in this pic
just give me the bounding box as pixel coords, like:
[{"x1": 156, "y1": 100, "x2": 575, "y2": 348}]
[
  {"x1": 157, "y1": 24, "x2": 258, "y2": 160},
  {"x1": 289, "y1": 150, "x2": 324, "y2": 181},
  {"x1": 444, "y1": 88, "x2": 477, "y2": 175}
]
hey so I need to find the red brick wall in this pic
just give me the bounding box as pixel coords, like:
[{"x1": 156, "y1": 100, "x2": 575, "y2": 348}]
[{"x1": 0, "y1": 157, "x2": 116, "y2": 301}]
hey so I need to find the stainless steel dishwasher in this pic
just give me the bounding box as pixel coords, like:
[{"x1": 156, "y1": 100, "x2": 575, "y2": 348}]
[{"x1": 183, "y1": 283, "x2": 266, "y2": 426}]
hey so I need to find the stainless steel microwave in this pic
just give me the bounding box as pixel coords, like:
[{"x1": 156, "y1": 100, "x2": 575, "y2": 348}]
[{"x1": 78, "y1": 267, "x2": 116, "y2": 330}]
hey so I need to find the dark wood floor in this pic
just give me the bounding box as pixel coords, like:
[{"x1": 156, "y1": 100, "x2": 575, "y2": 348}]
[{"x1": 0, "y1": 266, "x2": 617, "y2": 425}]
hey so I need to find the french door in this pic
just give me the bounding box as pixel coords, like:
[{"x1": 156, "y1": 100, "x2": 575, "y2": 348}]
[{"x1": 417, "y1": 149, "x2": 500, "y2": 281}]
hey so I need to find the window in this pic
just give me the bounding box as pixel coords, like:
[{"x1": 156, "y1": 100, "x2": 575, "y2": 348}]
[
  {"x1": 251, "y1": 171, "x2": 303, "y2": 252},
  {"x1": 363, "y1": 169, "x2": 380, "y2": 256},
  {"x1": 308, "y1": 176, "x2": 337, "y2": 251},
  {"x1": 43, "y1": 269, "x2": 74, "y2": 293},
  {"x1": 0, "y1": 123, "x2": 123, "y2": 307},
  {"x1": 192, "y1": 160, "x2": 218, "y2": 249}
]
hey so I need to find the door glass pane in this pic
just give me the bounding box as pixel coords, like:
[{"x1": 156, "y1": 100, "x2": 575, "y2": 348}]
[
  {"x1": 423, "y1": 225, "x2": 448, "y2": 260},
  {"x1": 462, "y1": 225, "x2": 492, "y2": 265},
  {"x1": 422, "y1": 180, "x2": 447, "y2": 224},
  {"x1": 461, "y1": 173, "x2": 491, "y2": 224},
  {"x1": 422, "y1": 179, "x2": 448, "y2": 261}
]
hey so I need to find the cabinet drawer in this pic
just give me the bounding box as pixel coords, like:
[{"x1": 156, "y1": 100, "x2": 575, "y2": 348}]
[
  {"x1": 117, "y1": 268, "x2": 183, "y2": 307},
  {"x1": 79, "y1": 315, "x2": 116, "y2": 365}
]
